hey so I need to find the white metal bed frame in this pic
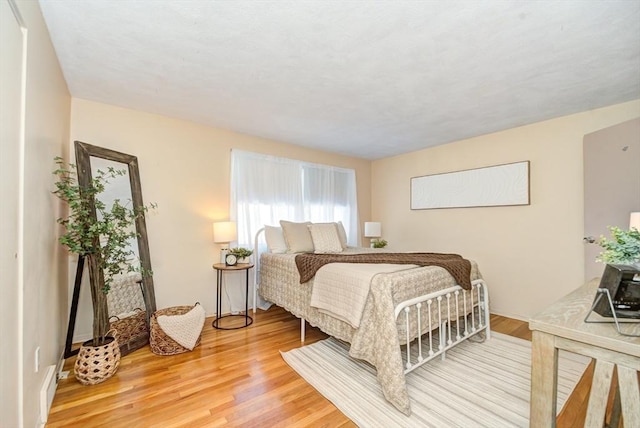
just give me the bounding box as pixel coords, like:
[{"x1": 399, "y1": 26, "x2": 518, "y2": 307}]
[
  {"x1": 395, "y1": 280, "x2": 490, "y2": 374},
  {"x1": 252, "y1": 227, "x2": 491, "y2": 373}
]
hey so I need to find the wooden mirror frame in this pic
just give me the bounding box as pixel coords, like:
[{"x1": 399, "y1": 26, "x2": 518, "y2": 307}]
[{"x1": 64, "y1": 141, "x2": 156, "y2": 357}]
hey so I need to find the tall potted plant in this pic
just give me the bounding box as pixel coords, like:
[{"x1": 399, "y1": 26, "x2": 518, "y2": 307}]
[{"x1": 53, "y1": 157, "x2": 154, "y2": 384}]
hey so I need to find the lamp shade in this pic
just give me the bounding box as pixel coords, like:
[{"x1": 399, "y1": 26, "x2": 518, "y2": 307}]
[
  {"x1": 631, "y1": 212, "x2": 640, "y2": 231},
  {"x1": 213, "y1": 221, "x2": 237, "y2": 244},
  {"x1": 364, "y1": 222, "x2": 382, "y2": 238}
]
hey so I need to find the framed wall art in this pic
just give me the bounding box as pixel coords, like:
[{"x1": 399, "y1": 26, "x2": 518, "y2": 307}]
[{"x1": 410, "y1": 161, "x2": 530, "y2": 210}]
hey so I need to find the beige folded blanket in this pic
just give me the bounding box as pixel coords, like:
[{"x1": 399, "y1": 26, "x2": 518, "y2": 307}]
[
  {"x1": 310, "y1": 263, "x2": 418, "y2": 328},
  {"x1": 157, "y1": 304, "x2": 205, "y2": 350}
]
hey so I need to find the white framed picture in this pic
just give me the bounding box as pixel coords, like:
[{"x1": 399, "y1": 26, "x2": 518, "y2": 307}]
[{"x1": 410, "y1": 161, "x2": 530, "y2": 210}]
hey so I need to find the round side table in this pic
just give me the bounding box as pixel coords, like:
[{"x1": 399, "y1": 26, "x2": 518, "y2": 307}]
[{"x1": 212, "y1": 263, "x2": 254, "y2": 329}]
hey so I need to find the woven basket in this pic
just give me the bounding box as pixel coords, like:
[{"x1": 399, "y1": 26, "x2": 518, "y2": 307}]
[
  {"x1": 109, "y1": 309, "x2": 148, "y2": 356},
  {"x1": 150, "y1": 305, "x2": 202, "y2": 356},
  {"x1": 74, "y1": 330, "x2": 121, "y2": 385}
]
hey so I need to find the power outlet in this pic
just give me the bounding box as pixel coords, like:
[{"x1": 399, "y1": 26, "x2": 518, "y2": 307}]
[{"x1": 35, "y1": 346, "x2": 40, "y2": 373}]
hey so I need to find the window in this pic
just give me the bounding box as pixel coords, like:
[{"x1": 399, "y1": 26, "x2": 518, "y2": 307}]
[{"x1": 230, "y1": 150, "x2": 358, "y2": 247}]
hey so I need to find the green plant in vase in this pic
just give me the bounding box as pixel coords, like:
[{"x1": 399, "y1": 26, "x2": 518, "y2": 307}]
[
  {"x1": 372, "y1": 238, "x2": 388, "y2": 249},
  {"x1": 597, "y1": 226, "x2": 640, "y2": 266},
  {"x1": 229, "y1": 247, "x2": 253, "y2": 263},
  {"x1": 53, "y1": 157, "x2": 155, "y2": 345}
]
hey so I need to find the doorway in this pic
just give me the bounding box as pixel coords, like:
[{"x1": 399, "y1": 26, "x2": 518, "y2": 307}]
[{"x1": 583, "y1": 118, "x2": 640, "y2": 281}]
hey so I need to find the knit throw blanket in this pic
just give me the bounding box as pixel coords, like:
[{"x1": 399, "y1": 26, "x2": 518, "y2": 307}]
[
  {"x1": 295, "y1": 252, "x2": 472, "y2": 289},
  {"x1": 157, "y1": 304, "x2": 206, "y2": 350}
]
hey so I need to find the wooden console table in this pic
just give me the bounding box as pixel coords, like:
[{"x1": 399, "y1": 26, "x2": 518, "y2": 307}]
[{"x1": 529, "y1": 278, "x2": 639, "y2": 427}]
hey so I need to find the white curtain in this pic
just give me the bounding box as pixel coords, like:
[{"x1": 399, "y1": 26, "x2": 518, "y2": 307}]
[{"x1": 230, "y1": 150, "x2": 359, "y2": 248}]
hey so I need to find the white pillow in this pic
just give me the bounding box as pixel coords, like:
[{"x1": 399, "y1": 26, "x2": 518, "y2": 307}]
[
  {"x1": 264, "y1": 226, "x2": 287, "y2": 254},
  {"x1": 280, "y1": 220, "x2": 314, "y2": 253},
  {"x1": 336, "y1": 221, "x2": 348, "y2": 249},
  {"x1": 315, "y1": 222, "x2": 348, "y2": 249},
  {"x1": 308, "y1": 223, "x2": 343, "y2": 254}
]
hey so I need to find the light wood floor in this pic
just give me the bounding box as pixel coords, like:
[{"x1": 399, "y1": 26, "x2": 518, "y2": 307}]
[{"x1": 47, "y1": 307, "x2": 597, "y2": 427}]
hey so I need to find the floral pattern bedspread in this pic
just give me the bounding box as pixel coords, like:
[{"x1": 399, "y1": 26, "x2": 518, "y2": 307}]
[{"x1": 259, "y1": 248, "x2": 482, "y2": 415}]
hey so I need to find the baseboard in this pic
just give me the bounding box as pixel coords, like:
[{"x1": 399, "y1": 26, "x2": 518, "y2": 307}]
[
  {"x1": 36, "y1": 353, "x2": 67, "y2": 427},
  {"x1": 490, "y1": 309, "x2": 529, "y2": 323},
  {"x1": 38, "y1": 365, "x2": 57, "y2": 425},
  {"x1": 56, "y1": 352, "x2": 66, "y2": 376},
  {"x1": 72, "y1": 332, "x2": 92, "y2": 343}
]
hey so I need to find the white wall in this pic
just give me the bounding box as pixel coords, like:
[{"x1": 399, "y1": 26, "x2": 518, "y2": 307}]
[
  {"x1": 69, "y1": 98, "x2": 372, "y2": 341},
  {"x1": 372, "y1": 100, "x2": 640, "y2": 320},
  {"x1": 0, "y1": 0, "x2": 71, "y2": 426},
  {"x1": 583, "y1": 118, "x2": 640, "y2": 280}
]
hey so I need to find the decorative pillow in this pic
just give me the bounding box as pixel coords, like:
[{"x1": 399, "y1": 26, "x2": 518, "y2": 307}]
[
  {"x1": 264, "y1": 225, "x2": 287, "y2": 254},
  {"x1": 280, "y1": 220, "x2": 314, "y2": 253},
  {"x1": 308, "y1": 223, "x2": 343, "y2": 254},
  {"x1": 315, "y1": 222, "x2": 348, "y2": 249},
  {"x1": 336, "y1": 221, "x2": 348, "y2": 249}
]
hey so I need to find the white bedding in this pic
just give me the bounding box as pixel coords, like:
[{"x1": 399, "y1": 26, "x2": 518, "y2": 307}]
[
  {"x1": 259, "y1": 248, "x2": 483, "y2": 415},
  {"x1": 310, "y1": 263, "x2": 418, "y2": 328}
]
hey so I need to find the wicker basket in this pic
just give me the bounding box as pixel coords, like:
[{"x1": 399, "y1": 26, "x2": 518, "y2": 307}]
[
  {"x1": 150, "y1": 305, "x2": 202, "y2": 356},
  {"x1": 74, "y1": 330, "x2": 121, "y2": 385},
  {"x1": 109, "y1": 309, "x2": 148, "y2": 356}
]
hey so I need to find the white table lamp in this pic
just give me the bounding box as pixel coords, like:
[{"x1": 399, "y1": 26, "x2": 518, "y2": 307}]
[
  {"x1": 630, "y1": 212, "x2": 640, "y2": 231},
  {"x1": 364, "y1": 222, "x2": 382, "y2": 248},
  {"x1": 213, "y1": 221, "x2": 237, "y2": 263}
]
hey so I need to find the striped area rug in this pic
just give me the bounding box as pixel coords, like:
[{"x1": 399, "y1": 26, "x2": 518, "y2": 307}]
[{"x1": 281, "y1": 332, "x2": 590, "y2": 427}]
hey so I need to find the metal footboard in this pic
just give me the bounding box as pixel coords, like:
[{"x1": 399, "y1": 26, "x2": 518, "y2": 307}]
[{"x1": 394, "y1": 279, "x2": 490, "y2": 374}]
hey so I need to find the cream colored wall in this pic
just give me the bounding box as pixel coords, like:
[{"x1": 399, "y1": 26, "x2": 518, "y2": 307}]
[
  {"x1": 69, "y1": 98, "x2": 371, "y2": 339},
  {"x1": 0, "y1": 0, "x2": 71, "y2": 426},
  {"x1": 372, "y1": 100, "x2": 640, "y2": 320},
  {"x1": 0, "y1": 2, "x2": 24, "y2": 425}
]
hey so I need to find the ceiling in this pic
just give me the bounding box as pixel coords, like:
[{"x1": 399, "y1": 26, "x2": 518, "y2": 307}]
[{"x1": 39, "y1": 0, "x2": 640, "y2": 160}]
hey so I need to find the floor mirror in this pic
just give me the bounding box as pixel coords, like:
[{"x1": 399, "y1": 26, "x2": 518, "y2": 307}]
[{"x1": 64, "y1": 141, "x2": 156, "y2": 357}]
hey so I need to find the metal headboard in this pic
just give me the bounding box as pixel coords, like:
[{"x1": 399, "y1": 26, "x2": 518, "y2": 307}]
[{"x1": 252, "y1": 227, "x2": 265, "y2": 313}]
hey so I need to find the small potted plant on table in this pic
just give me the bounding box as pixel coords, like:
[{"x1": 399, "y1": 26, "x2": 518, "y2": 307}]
[
  {"x1": 229, "y1": 247, "x2": 253, "y2": 264},
  {"x1": 372, "y1": 238, "x2": 388, "y2": 249},
  {"x1": 597, "y1": 226, "x2": 640, "y2": 268}
]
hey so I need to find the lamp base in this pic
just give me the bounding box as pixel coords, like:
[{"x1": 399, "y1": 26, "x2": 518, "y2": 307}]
[{"x1": 220, "y1": 248, "x2": 229, "y2": 264}]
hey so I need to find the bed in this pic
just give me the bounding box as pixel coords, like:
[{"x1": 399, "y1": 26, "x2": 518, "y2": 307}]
[{"x1": 253, "y1": 222, "x2": 490, "y2": 415}]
